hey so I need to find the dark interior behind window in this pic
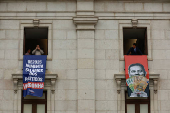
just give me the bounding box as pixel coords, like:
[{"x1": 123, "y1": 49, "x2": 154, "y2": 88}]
[
  {"x1": 123, "y1": 28, "x2": 148, "y2": 55},
  {"x1": 24, "y1": 27, "x2": 48, "y2": 55}
]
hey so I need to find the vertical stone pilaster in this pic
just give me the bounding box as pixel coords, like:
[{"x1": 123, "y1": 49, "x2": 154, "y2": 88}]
[
  {"x1": 74, "y1": 19, "x2": 97, "y2": 113},
  {"x1": 74, "y1": 1, "x2": 98, "y2": 111},
  {"x1": 50, "y1": 91, "x2": 55, "y2": 113}
]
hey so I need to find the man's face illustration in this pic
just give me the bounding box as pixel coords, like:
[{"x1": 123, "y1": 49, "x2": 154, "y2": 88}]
[{"x1": 129, "y1": 65, "x2": 145, "y2": 77}]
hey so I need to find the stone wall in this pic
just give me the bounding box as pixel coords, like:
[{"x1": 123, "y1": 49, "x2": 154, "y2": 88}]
[{"x1": 0, "y1": 0, "x2": 170, "y2": 113}]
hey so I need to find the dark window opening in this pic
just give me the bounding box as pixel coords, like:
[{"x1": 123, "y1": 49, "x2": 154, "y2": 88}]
[
  {"x1": 21, "y1": 91, "x2": 47, "y2": 113},
  {"x1": 125, "y1": 91, "x2": 150, "y2": 113},
  {"x1": 23, "y1": 27, "x2": 48, "y2": 55},
  {"x1": 123, "y1": 28, "x2": 148, "y2": 55}
]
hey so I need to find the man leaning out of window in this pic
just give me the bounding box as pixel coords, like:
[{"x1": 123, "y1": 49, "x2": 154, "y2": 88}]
[{"x1": 32, "y1": 45, "x2": 44, "y2": 55}]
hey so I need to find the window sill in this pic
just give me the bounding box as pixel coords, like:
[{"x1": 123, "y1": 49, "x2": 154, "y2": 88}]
[
  {"x1": 18, "y1": 59, "x2": 52, "y2": 61},
  {"x1": 12, "y1": 73, "x2": 58, "y2": 93},
  {"x1": 119, "y1": 58, "x2": 153, "y2": 61},
  {"x1": 114, "y1": 73, "x2": 159, "y2": 94}
]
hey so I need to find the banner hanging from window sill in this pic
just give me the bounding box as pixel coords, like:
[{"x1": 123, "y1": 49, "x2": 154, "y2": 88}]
[
  {"x1": 125, "y1": 55, "x2": 149, "y2": 97},
  {"x1": 23, "y1": 55, "x2": 47, "y2": 97}
]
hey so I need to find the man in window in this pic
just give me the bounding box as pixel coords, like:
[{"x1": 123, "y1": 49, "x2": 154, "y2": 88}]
[
  {"x1": 32, "y1": 45, "x2": 44, "y2": 55},
  {"x1": 127, "y1": 43, "x2": 143, "y2": 55},
  {"x1": 127, "y1": 63, "x2": 149, "y2": 97}
]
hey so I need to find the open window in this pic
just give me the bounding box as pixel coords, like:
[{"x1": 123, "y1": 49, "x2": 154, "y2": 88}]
[
  {"x1": 23, "y1": 27, "x2": 48, "y2": 55},
  {"x1": 125, "y1": 91, "x2": 150, "y2": 113},
  {"x1": 123, "y1": 28, "x2": 148, "y2": 55}
]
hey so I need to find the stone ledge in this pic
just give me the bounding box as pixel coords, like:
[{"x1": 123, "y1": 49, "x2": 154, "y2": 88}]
[
  {"x1": 114, "y1": 73, "x2": 159, "y2": 94},
  {"x1": 12, "y1": 73, "x2": 58, "y2": 94},
  {"x1": 73, "y1": 16, "x2": 98, "y2": 25},
  {"x1": 12, "y1": 74, "x2": 58, "y2": 80},
  {"x1": 18, "y1": 58, "x2": 52, "y2": 61},
  {"x1": 114, "y1": 73, "x2": 159, "y2": 80}
]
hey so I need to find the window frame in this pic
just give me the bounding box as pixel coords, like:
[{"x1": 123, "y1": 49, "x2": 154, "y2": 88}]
[
  {"x1": 123, "y1": 27, "x2": 148, "y2": 55},
  {"x1": 21, "y1": 91, "x2": 47, "y2": 113},
  {"x1": 23, "y1": 27, "x2": 49, "y2": 55},
  {"x1": 125, "y1": 91, "x2": 150, "y2": 113}
]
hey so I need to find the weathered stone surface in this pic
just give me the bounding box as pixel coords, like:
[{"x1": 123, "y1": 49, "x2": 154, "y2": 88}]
[
  {"x1": 53, "y1": 20, "x2": 76, "y2": 30},
  {"x1": 105, "y1": 2, "x2": 124, "y2": 12},
  {"x1": 47, "y1": 2, "x2": 66, "y2": 11},
  {"x1": 96, "y1": 20, "x2": 118, "y2": 30},
  {"x1": 78, "y1": 100, "x2": 95, "y2": 110},
  {"x1": 53, "y1": 30, "x2": 67, "y2": 39},
  {"x1": 105, "y1": 30, "x2": 118, "y2": 39},
  {"x1": 67, "y1": 50, "x2": 77, "y2": 59},
  {"x1": 67, "y1": 30, "x2": 76, "y2": 39},
  {"x1": 78, "y1": 79, "x2": 94, "y2": 90},
  {"x1": 27, "y1": 2, "x2": 46, "y2": 11},
  {"x1": 78, "y1": 89, "x2": 94, "y2": 99},
  {"x1": 144, "y1": 3, "x2": 162, "y2": 12},
  {"x1": 125, "y1": 3, "x2": 143, "y2": 12},
  {"x1": 78, "y1": 69, "x2": 94, "y2": 79},
  {"x1": 95, "y1": 70, "x2": 105, "y2": 79},
  {"x1": 8, "y1": 2, "x2": 26, "y2": 11},
  {"x1": 77, "y1": 1, "x2": 94, "y2": 11},
  {"x1": 95, "y1": 30, "x2": 105, "y2": 39},
  {"x1": 0, "y1": 20, "x2": 19, "y2": 30},
  {"x1": 78, "y1": 39, "x2": 94, "y2": 49},
  {"x1": 78, "y1": 31, "x2": 94, "y2": 39},
  {"x1": 163, "y1": 3, "x2": 170, "y2": 12},
  {"x1": 0, "y1": 30, "x2": 5, "y2": 39},
  {"x1": 95, "y1": 50, "x2": 105, "y2": 60},
  {"x1": 55, "y1": 100, "x2": 77, "y2": 110},
  {"x1": 0, "y1": 3, "x2": 7, "y2": 11},
  {"x1": 78, "y1": 49, "x2": 94, "y2": 59}
]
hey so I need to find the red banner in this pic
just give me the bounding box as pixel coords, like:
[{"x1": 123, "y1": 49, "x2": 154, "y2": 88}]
[{"x1": 125, "y1": 55, "x2": 149, "y2": 97}]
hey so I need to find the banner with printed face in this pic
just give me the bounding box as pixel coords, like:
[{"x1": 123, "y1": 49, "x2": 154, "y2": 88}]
[
  {"x1": 23, "y1": 55, "x2": 47, "y2": 97},
  {"x1": 125, "y1": 55, "x2": 149, "y2": 97}
]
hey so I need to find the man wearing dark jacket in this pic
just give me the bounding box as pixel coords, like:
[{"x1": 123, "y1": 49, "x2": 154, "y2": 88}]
[{"x1": 127, "y1": 43, "x2": 143, "y2": 55}]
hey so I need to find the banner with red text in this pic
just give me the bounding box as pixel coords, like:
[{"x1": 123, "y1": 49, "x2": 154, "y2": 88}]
[{"x1": 23, "y1": 55, "x2": 47, "y2": 97}]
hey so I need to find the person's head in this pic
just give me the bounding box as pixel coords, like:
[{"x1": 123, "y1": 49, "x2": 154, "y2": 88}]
[
  {"x1": 128, "y1": 63, "x2": 146, "y2": 77},
  {"x1": 133, "y1": 43, "x2": 136, "y2": 48},
  {"x1": 27, "y1": 49, "x2": 31, "y2": 53},
  {"x1": 36, "y1": 45, "x2": 40, "y2": 48}
]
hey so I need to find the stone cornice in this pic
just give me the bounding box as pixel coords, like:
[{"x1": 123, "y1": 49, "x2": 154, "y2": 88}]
[
  {"x1": 12, "y1": 74, "x2": 58, "y2": 80},
  {"x1": 73, "y1": 16, "x2": 98, "y2": 25}
]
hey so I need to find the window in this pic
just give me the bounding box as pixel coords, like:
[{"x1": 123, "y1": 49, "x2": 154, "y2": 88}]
[
  {"x1": 21, "y1": 91, "x2": 47, "y2": 113},
  {"x1": 123, "y1": 28, "x2": 148, "y2": 55},
  {"x1": 23, "y1": 27, "x2": 48, "y2": 55},
  {"x1": 125, "y1": 91, "x2": 150, "y2": 113}
]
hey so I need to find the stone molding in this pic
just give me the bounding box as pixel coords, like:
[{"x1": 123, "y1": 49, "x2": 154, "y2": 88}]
[
  {"x1": 114, "y1": 73, "x2": 159, "y2": 94},
  {"x1": 18, "y1": 21, "x2": 53, "y2": 61},
  {"x1": 118, "y1": 20, "x2": 152, "y2": 61},
  {"x1": 12, "y1": 74, "x2": 58, "y2": 94},
  {"x1": 131, "y1": 19, "x2": 138, "y2": 28},
  {"x1": 73, "y1": 16, "x2": 98, "y2": 30}
]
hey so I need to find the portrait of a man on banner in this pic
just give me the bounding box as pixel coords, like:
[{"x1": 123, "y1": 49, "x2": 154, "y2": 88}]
[{"x1": 125, "y1": 55, "x2": 149, "y2": 97}]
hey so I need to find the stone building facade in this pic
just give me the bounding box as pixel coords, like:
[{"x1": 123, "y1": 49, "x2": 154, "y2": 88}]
[{"x1": 0, "y1": 0, "x2": 170, "y2": 113}]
